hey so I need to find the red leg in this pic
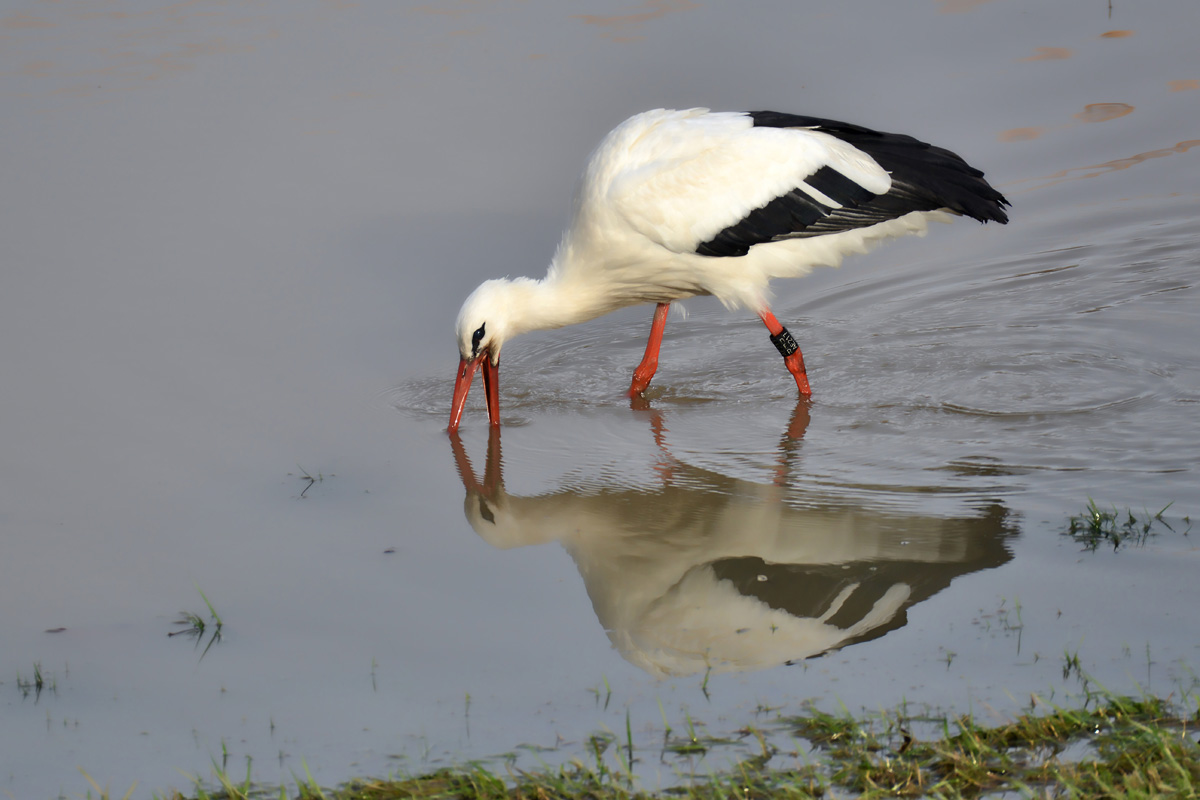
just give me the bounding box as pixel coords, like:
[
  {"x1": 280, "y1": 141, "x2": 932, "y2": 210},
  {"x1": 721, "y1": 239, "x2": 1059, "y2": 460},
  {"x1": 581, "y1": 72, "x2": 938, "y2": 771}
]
[
  {"x1": 628, "y1": 302, "x2": 670, "y2": 397},
  {"x1": 758, "y1": 309, "x2": 812, "y2": 396}
]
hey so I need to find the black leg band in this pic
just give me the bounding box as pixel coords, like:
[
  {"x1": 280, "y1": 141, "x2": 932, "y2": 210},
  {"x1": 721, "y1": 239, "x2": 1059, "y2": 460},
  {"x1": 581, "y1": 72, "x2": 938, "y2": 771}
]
[{"x1": 770, "y1": 327, "x2": 800, "y2": 358}]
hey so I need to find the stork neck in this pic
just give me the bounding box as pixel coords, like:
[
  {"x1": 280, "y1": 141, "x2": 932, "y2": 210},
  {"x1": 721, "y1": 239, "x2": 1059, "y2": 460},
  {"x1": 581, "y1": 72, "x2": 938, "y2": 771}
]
[
  {"x1": 499, "y1": 271, "x2": 609, "y2": 336},
  {"x1": 488, "y1": 276, "x2": 583, "y2": 338}
]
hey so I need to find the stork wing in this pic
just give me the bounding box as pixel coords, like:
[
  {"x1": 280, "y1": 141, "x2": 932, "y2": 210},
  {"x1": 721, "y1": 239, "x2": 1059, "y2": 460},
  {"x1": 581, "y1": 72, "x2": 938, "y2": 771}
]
[
  {"x1": 599, "y1": 109, "x2": 1007, "y2": 259},
  {"x1": 602, "y1": 109, "x2": 892, "y2": 257}
]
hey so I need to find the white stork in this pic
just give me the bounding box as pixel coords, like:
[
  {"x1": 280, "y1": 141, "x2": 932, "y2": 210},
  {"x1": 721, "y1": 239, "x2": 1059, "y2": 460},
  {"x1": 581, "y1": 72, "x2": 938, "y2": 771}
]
[{"x1": 449, "y1": 108, "x2": 1009, "y2": 431}]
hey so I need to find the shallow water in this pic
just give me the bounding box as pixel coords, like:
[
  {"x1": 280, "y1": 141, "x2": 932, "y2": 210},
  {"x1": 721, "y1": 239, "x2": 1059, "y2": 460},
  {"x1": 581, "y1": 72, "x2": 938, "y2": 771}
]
[{"x1": 3, "y1": 1, "x2": 1199, "y2": 797}]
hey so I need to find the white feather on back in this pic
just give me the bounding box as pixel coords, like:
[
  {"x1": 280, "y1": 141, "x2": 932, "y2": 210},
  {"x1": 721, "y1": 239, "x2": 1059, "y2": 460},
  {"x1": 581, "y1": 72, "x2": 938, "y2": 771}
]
[{"x1": 590, "y1": 109, "x2": 892, "y2": 255}]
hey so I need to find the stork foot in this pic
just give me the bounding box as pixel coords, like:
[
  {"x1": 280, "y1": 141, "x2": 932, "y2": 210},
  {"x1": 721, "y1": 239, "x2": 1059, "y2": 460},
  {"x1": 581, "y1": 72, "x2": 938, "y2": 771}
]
[
  {"x1": 628, "y1": 370, "x2": 655, "y2": 398},
  {"x1": 784, "y1": 350, "x2": 812, "y2": 396}
]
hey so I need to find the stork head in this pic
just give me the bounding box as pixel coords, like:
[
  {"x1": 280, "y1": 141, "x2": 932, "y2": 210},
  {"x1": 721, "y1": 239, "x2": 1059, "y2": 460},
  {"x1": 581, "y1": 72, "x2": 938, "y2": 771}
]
[{"x1": 448, "y1": 279, "x2": 516, "y2": 432}]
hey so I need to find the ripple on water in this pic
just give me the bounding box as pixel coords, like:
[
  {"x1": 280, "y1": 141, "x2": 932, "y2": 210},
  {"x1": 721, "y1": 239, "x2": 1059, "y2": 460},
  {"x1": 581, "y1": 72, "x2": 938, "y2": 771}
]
[{"x1": 394, "y1": 194, "x2": 1198, "y2": 508}]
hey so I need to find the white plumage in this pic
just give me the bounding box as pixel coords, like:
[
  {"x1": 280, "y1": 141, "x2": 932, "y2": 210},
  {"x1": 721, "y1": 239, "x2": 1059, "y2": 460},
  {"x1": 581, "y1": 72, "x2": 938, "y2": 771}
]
[{"x1": 449, "y1": 108, "x2": 1008, "y2": 431}]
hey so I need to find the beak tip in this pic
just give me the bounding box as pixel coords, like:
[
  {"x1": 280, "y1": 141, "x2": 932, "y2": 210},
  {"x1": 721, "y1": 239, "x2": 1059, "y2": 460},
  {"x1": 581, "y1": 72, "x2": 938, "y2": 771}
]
[{"x1": 451, "y1": 351, "x2": 500, "y2": 431}]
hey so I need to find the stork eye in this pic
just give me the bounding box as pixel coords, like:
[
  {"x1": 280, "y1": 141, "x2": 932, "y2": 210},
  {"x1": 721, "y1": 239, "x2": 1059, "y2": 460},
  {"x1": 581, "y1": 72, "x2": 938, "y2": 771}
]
[{"x1": 471, "y1": 323, "x2": 486, "y2": 354}]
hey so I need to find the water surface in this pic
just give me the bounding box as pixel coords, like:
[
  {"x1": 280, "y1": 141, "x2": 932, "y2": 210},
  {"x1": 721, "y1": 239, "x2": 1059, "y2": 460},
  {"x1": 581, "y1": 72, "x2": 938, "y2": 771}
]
[{"x1": 2, "y1": 1, "x2": 1198, "y2": 797}]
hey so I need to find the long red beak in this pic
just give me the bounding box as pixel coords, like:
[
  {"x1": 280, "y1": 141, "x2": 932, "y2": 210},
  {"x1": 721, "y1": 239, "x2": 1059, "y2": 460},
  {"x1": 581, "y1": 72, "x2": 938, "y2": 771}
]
[{"x1": 448, "y1": 350, "x2": 500, "y2": 432}]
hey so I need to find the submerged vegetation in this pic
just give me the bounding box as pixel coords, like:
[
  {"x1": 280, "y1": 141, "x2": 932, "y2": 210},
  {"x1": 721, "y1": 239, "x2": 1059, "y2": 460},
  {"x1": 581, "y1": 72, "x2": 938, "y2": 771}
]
[
  {"x1": 290, "y1": 464, "x2": 335, "y2": 498},
  {"x1": 1065, "y1": 499, "x2": 1190, "y2": 551},
  {"x1": 169, "y1": 586, "x2": 225, "y2": 658},
  {"x1": 142, "y1": 687, "x2": 1199, "y2": 800},
  {"x1": 14, "y1": 660, "x2": 56, "y2": 701}
]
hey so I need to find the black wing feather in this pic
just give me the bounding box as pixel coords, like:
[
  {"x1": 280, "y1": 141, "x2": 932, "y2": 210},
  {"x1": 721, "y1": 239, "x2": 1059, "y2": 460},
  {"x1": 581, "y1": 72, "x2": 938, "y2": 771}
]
[{"x1": 695, "y1": 111, "x2": 1009, "y2": 258}]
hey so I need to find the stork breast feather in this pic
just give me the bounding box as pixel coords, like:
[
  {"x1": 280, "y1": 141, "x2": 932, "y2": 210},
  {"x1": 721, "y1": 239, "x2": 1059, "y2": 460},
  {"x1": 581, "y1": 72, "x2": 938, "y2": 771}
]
[{"x1": 609, "y1": 127, "x2": 892, "y2": 255}]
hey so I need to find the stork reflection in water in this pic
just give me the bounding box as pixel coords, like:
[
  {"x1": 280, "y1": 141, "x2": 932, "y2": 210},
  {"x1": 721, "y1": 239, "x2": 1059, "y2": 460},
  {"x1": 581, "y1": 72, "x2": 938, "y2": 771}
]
[{"x1": 447, "y1": 406, "x2": 1013, "y2": 677}]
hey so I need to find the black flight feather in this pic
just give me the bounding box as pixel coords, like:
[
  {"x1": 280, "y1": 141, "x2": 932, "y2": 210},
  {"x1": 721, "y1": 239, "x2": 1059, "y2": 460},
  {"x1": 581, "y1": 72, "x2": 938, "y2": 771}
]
[{"x1": 694, "y1": 111, "x2": 1009, "y2": 258}]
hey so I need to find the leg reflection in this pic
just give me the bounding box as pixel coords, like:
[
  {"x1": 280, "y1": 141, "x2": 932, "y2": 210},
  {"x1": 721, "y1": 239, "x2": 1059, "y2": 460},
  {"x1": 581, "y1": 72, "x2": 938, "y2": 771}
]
[{"x1": 775, "y1": 398, "x2": 812, "y2": 488}]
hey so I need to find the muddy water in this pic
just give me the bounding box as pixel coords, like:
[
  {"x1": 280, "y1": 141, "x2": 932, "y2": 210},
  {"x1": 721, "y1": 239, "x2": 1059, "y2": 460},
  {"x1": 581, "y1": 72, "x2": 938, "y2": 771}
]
[{"x1": 2, "y1": 1, "x2": 1199, "y2": 798}]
